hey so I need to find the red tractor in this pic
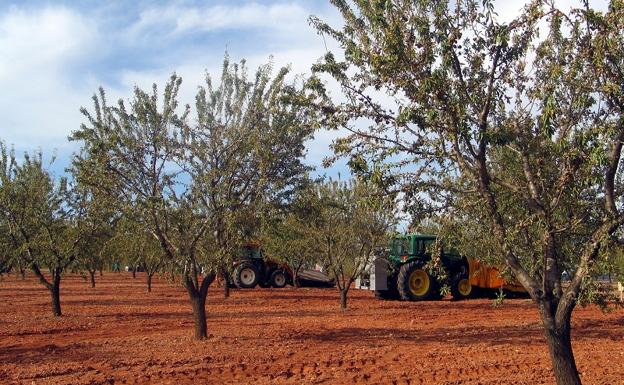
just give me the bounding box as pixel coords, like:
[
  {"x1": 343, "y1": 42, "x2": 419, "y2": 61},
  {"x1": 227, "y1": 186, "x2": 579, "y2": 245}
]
[{"x1": 232, "y1": 242, "x2": 292, "y2": 289}]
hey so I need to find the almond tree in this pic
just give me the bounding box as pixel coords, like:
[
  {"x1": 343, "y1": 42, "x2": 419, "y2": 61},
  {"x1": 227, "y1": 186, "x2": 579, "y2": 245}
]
[
  {"x1": 311, "y1": 179, "x2": 395, "y2": 309},
  {"x1": 71, "y1": 56, "x2": 315, "y2": 339},
  {"x1": 310, "y1": 1, "x2": 623, "y2": 384},
  {"x1": 260, "y1": 181, "x2": 321, "y2": 287},
  {"x1": 111, "y1": 220, "x2": 164, "y2": 292},
  {"x1": 73, "y1": 189, "x2": 118, "y2": 288},
  {"x1": 0, "y1": 145, "x2": 104, "y2": 316}
]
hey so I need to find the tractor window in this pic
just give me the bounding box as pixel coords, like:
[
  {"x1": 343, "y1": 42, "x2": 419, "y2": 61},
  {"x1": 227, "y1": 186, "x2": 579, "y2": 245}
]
[
  {"x1": 240, "y1": 246, "x2": 261, "y2": 259},
  {"x1": 412, "y1": 238, "x2": 436, "y2": 255},
  {"x1": 423, "y1": 239, "x2": 435, "y2": 254},
  {"x1": 392, "y1": 239, "x2": 409, "y2": 255}
]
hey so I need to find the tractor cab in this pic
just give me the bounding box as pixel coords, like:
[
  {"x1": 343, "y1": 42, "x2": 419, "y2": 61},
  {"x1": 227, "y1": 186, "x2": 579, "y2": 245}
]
[
  {"x1": 389, "y1": 234, "x2": 437, "y2": 263},
  {"x1": 240, "y1": 242, "x2": 263, "y2": 260}
]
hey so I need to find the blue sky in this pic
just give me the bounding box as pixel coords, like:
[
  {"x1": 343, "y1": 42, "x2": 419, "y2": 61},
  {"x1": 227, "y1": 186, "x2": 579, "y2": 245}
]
[
  {"x1": 0, "y1": 0, "x2": 608, "y2": 179},
  {"x1": 0, "y1": 0, "x2": 345, "y2": 177}
]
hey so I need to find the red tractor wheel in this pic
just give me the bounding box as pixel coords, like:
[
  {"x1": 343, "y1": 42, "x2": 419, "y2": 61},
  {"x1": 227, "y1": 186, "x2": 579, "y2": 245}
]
[{"x1": 270, "y1": 270, "x2": 288, "y2": 288}]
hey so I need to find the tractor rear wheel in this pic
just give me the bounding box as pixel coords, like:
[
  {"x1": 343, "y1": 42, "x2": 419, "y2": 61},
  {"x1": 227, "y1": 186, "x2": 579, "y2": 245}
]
[
  {"x1": 397, "y1": 261, "x2": 439, "y2": 301},
  {"x1": 451, "y1": 274, "x2": 473, "y2": 300},
  {"x1": 270, "y1": 270, "x2": 288, "y2": 288},
  {"x1": 233, "y1": 263, "x2": 259, "y2": 289}
]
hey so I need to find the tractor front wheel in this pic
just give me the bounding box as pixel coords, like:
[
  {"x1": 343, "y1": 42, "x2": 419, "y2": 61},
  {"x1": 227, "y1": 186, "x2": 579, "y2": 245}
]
[
  {"x1": 451, "y1": 273, "x2": 473, "y2": 300},
  {"x1": 397, "y1": 262, "x2": 439, "y2": 301},
  {"x1": 233, "y1": 263, "x2": 259, "y2": 289}
]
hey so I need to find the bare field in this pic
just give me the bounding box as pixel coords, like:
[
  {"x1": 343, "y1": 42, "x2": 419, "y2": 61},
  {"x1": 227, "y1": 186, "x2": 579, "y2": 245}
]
[{"x1": 0, "y1": 273, "x2": 622, "y2": 385}]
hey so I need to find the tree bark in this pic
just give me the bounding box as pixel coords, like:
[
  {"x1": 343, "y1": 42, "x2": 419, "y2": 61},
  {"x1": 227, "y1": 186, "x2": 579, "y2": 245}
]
[
  {"x1": 184, "y1": 273, "x2": 215, "y2": 340},
  {"x1": 340, "y1": 289, "x2": 348, "y2": 310},
  {"x1": 132, "y1": 267, "x2": 136, "y2": 279},
  {"x1": 190, "y1": 293, "x2": 207, "y2": 339},
  {"x1": 50, "y1": 275, "x2": 62, "y2": 317},
  {"x1": 292, "y1": 266, "x2": 301, "y2": 288},
  {"x1": 293, "y1": 271, "x2": 299, "y2": 288},
  {"x1": 89, "y1": 271, "x2": 96, "y2": 288},
  {"x1": 544, "y1": 324, "x2": 581, "y2": 385},
  {"x1": 223, "y1": 279, "x2": 230, "y2": 298},
  {"x1": 147, "y1": 273, "x2": 153, "y2": 293},
  {"x1": 220, "y1": 265, "x2": 230, "y2": 298},
  {"x1": 539, "y1": 305, "x2": 581, "y2": 385},
  {"x1": 19, "y1": 266, "x2": 26, "y2": 280}
]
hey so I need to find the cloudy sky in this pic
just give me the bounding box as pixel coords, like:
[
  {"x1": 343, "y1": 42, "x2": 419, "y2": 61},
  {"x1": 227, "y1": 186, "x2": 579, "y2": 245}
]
[
  {"x1": 0, "y1": 0, "x2": 346, "y2": 176},
  {"x1": 0, "y1": 0, "x2": 608, "y2": 177}
]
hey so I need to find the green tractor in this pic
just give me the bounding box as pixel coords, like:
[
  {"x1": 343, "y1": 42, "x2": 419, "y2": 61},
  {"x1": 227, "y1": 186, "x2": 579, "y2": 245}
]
[
  {"x1": 370, "y1": 233, "x2": 526, "y2": 301},
  {"x1": 371, "y1": 234, "x2": 469, "y2": 301}
]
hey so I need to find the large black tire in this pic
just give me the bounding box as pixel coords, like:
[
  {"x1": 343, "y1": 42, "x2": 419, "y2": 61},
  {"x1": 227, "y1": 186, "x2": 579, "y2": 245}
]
[
  {"x1": 233, "y1": 263, "x2": 259, "y2": 289},
  {"x1": 450, "y1": 273, "x2": 473, "y2": 300},
  {"x1": 397, "y1": 261, "x2": 439, "y2": 301},
  {"x1": 270, "y1": 270, "x2": 288, "y2": 288},
  {"x1": 374, "y1": 275, "x2": 400, "y2": 300}
]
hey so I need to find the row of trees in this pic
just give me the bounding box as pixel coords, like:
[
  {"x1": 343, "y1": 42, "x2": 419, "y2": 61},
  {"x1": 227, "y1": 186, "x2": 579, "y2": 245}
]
[{"x1": 0, "y1": 56, "x2": 396, "y2": 339}]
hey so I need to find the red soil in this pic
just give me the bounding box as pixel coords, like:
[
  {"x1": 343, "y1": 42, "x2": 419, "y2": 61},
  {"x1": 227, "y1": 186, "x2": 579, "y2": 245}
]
[{"x1": 0, "y1": 273, "x2": 622, "y2": 385}]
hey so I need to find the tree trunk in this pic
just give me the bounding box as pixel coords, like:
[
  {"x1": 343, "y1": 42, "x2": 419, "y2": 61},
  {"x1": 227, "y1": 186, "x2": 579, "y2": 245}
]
[
  {"x1": 184, "y1": 273, "x2": 215, "y2": 340},
  {"x1": 132, "y1": 267, "x2": 136, "y2": 279},
  {"x1": 19, "y1": 266, "x2": 26, "y2": 280},
  {"x1": 99, "y1": 268, "x2": 103, "y2": 277},
  {"x1": 293, "y1": 269, "x2": 300, "y2": 288},
  {"x1": 147, "y1": 273, "x2": 153, "y2": 293},
  {"x1": 190, "y1": 294, "x2": 207, "y2": 339},
  {"x1": 223, "y1": 279, "x2": 230, "y2": 298},
  {"x1": 89, "y1": 271, "x2": 96, "y2": 288},
  {"x1": 340, "y1": 289, "x2": 348, "y2": 309},
  {"x1": 50, "y1": 275, "x2": 62, "y2": 317},
  {"x1": 220, "y1": 265, "x2": 230, "y2": 298},
  {"x1": 544, "y1": 323, "x2": 581, "y2": 385}
]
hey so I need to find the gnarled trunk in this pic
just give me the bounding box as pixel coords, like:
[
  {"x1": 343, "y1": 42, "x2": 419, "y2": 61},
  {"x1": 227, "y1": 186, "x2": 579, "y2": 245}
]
[
  {"x1": 340, "y1": 288, "x2": 348, "y2": 309},
  {"x1": 220, "y1": 265, "x2": 230, "y2": 298},
  {"x1": 223, "y1": 279, "x2": 230, "y2": 298},
  {"x1": 544, "y1": 322, "x2": 581, "y2": 385},
  {"x1": 190, "y1": 293, "x2": 207, "y2": 339},
  {"x1": 292, "y1": 266, "x2": 301, "y2": 288},
  {"x1": 89, "y1": 270, "x2": 96, "y2": 288},
  {"x1": 539, "y1": 302, "x2": 581, "y2": 385},
  {"x1": 50, "y1": 274, "x2": 62, "y2": 316},
  {"x1": 184, "y1": 273, "x2": 215, "y2": 340}
]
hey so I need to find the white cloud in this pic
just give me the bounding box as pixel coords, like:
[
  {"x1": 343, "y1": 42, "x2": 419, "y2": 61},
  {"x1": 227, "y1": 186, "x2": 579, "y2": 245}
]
[
  {"x1": 494, "y1": 0, "x2": 609, "y2": 23},
  {"x1": 127, "y1": 2, "x2": 311, "y2": 39},
  {"x1": 0, "y1": 6, "x2": 98, "y2": 149},
  {"x1": 0, "y1": 7, "x2": 94, "y2": 80}
]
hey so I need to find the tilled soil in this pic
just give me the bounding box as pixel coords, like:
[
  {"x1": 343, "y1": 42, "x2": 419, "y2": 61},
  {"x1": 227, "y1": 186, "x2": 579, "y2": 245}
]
[{"x1": 0, "y1": 273, "x2": 622, "y2": 385}]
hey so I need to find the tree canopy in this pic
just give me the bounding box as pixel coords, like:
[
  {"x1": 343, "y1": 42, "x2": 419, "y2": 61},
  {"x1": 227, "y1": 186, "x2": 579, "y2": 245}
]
[{"x1": 70, "y1": 56, "x2": 318, "y2": 339}]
